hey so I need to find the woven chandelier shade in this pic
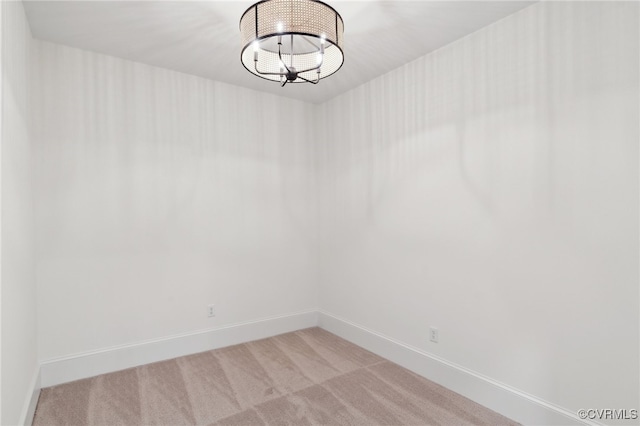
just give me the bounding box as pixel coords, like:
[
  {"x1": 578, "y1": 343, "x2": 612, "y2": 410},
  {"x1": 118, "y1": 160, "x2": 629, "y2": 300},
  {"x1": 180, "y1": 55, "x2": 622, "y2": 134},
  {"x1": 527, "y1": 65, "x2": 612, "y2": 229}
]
[{"x1": 240, "y1": 0, "x2": 344, "y2": 85}]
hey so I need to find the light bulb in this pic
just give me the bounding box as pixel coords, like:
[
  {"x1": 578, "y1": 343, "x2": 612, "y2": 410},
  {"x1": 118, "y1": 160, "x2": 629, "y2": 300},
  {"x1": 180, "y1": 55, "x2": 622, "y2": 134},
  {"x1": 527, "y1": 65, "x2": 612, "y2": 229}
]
[
  {"x1": 316, "y1": 53, "x2": 322, "y2": 65},
  {"x1": 320, "y1": 34, "x2": 326, "y2": 44},
  {"x1": 252, "y1": 41, "x2": 260, "y2": 52},
  {"x1": 277, "y1": 22, "x2": 284, "y2": 33}
]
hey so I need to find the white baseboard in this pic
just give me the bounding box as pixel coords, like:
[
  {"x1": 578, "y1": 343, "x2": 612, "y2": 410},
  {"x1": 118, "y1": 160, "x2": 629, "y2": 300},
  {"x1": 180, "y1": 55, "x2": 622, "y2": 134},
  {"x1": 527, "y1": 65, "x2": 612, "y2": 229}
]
[
  {"x1": 40, "y1": 310, "x2": 318, "y2": 388},
  {"x1": 38, "y1": 309, "x2": 600, "y2": 426},
  {"x1": 19, "y1": 366, "x2": 41, "y2": 426},
  {"x1": 318, "y1": 311, "x2": 597, "y2": 426}
]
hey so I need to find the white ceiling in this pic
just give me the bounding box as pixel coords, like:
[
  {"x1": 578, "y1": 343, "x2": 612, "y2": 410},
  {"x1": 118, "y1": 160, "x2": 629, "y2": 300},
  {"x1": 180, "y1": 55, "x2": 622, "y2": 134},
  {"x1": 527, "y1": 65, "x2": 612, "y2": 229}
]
[{"x1": 24, "y1": 0, "x2": 535, "y2": 104}]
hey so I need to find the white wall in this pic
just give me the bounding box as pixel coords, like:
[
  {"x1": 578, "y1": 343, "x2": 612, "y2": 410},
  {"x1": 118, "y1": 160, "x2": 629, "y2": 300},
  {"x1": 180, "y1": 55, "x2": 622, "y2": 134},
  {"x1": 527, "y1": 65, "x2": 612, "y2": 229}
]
[
  {"x1": 1, "y1": 1, "x2": 39, "y2": 424},
  {"x1": 11, "y1": 1, "x2": 638, "y2": 424},
  {"x1": 318, "y1": 0, "x2": 638, "y2": 421},
  {"x1": 32, "y1": 41, "x2": 319, "y2": 361}
]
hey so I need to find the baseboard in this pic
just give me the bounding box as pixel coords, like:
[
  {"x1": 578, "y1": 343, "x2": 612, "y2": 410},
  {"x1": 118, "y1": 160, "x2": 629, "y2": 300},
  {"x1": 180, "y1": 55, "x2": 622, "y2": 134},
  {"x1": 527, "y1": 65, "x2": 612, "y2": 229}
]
[
  {"x1": 37, "y1": 309, "x2": 603, "y2": 426},
  {"x1": 318, "y1": 311, "x2": 597, "y2": 426},
  {"x1": 19, "y1": 366, "x2": 41, "y2": 426},
  {"x1": 40, "y1": 310, "x2": 318, "y2": 388}
]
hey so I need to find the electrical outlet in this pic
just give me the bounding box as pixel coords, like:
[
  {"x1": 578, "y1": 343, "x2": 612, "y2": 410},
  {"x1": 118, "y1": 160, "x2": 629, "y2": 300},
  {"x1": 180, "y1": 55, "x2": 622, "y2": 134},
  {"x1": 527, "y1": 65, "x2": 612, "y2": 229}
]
[
  {"x1": 207, "y1": 304, "x2": 215, "y2": 318},
  {"x1": 429, "y1": 326, "x2": 439, "y2": 343}
]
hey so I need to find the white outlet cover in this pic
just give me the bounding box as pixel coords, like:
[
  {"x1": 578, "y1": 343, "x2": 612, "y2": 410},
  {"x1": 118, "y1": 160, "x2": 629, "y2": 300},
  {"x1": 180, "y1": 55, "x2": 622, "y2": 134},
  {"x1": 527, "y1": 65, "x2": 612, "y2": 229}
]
[{"x1": 430, "y1": 326, "x2": 439, "y2": 343}]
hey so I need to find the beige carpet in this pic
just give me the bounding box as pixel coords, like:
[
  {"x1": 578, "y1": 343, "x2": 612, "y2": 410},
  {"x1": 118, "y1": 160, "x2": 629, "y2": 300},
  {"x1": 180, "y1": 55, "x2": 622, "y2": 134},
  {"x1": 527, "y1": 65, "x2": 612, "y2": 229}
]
[{"x1": 33, "y1": 327, "x2": 518, "y2": 425}]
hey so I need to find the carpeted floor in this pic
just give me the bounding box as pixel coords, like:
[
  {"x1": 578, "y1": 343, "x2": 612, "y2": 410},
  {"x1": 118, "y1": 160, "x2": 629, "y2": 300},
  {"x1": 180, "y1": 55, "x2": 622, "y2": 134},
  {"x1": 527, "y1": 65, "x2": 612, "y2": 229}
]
[{"x1": 33, "y1": 327, "x2": 518, "y2": 425}]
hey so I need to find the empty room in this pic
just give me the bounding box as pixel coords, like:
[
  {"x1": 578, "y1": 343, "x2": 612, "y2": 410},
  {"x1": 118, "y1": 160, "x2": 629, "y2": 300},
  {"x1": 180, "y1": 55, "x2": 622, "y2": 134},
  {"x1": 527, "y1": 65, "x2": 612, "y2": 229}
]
[{"x1": 1, "y1": 0, "x2": 638, "y2": 425}]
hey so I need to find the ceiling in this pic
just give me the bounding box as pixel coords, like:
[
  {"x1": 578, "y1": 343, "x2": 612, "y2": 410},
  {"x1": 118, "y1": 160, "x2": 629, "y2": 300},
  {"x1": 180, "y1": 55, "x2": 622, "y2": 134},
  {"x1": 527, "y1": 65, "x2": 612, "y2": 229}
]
[{"x1": 24, "y1": 0, "x2": 535, "y2": 104}]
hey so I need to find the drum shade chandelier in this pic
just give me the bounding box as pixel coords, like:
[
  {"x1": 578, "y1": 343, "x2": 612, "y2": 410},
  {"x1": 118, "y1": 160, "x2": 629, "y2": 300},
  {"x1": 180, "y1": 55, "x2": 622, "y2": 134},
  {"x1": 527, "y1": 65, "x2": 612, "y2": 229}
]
[{"x1": 240, "y1": 0, "x2": 344, "y2": 86}]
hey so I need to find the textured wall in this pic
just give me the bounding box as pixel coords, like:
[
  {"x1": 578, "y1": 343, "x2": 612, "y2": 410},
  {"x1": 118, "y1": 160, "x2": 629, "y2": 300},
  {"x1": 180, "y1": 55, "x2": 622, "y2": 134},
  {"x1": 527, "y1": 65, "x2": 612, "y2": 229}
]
[
  {"x1": 32, "y1": 41, "x2": 319, "y2": 360},
  {"x1": 317, "y1": 1, "x2": 638, "y2": 417},
  {"x1": 1, "y1": 1, "x2": 38, "y2": 424}
]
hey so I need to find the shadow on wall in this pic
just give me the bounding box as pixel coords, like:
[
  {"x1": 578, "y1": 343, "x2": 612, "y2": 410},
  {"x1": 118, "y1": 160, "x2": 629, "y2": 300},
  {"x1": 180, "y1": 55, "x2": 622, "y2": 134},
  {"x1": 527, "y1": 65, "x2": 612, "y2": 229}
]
[
  {"x1": 317, "y1": 1, "x2": 638, "y2": 242},
  {"x1": 32, "y1": 40, "x2": 319, "y2": 258}
]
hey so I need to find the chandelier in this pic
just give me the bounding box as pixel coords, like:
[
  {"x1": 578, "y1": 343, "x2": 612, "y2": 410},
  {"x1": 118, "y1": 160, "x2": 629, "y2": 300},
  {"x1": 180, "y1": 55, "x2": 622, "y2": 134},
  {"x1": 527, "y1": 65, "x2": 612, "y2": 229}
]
[{"x1": 240, "y1": 0, "x2": 344, "y2": 86}]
